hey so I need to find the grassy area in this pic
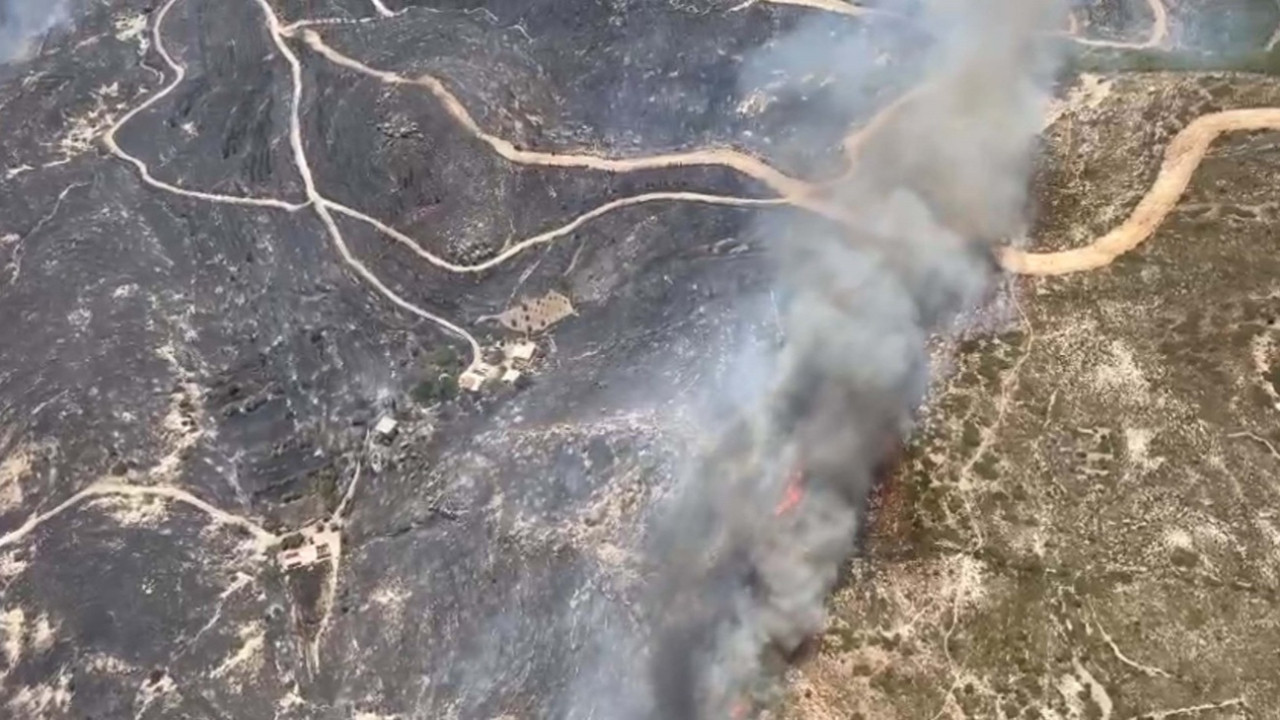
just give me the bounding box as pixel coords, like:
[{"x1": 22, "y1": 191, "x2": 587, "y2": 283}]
[{"x1": 411, "y1": 344, "x2": 465, "y2": 404}]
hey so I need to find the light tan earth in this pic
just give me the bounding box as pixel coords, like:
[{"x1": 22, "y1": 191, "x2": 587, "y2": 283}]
[
  {"x1": 1001, "y1": 106, "x2": 1280, "y2": 276},
  {"x1": 781, "y1": 69, "x2": 1280, "y2": 719}
]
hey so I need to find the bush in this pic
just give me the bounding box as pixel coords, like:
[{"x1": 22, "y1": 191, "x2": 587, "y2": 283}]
[{"x1": 412, "y1": 374, "x2": 458, "y2": 404}]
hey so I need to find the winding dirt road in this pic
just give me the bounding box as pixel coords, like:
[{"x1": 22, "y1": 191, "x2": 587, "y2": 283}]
[
  {"x1": 731, "y1": 0, "x2": 870, "y2": 18},
  {"x1": 1070, "y1": 0, "x2": 1169, "y2": 50},
  {"x1": 745, "y1": 0, "x2": 1168, "y2": 51},
  {"x1": 1001, "y1": 107, "x2": 1280, "y2": 275},
  {"x1": 325, "y1": 192, "x2": 787, "y2": 274},
  {"x1": 101, "y1": 0, "x2": 308, "y2": 212},
  {"x1": 105, "y1": 0, "x2": 1280, "y2": 342},
  {"x1": 290, "y1": 0, "x2": 1243, "y2": 281},
  {"x1": 294, "y1": 30, "x2": 853, "y2": 223},
  {"x1": 0, "y1": 481, "x2": 280, "y2": 552},
  {"x1": 106, "y1": 0, "x2": 852, "y2": 376}
]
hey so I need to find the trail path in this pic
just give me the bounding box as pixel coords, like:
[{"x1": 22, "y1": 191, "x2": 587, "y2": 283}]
[
  {"x1": 0, "y1": 481, "x2": 280, "y2": 551},
  {"x1": 290, "y1": 0, "x2": 1236, "y2": 279},
  {"x1": 294, "y1": 30, "x2": 852, "y2": 224},
  {"x1": 104, "y1": 0, "x2": 868, "y2": 378},
  {"x1": 101, "y1": 0, "x2": 308, "y2": 211},
  {"x1": 1002, "y1": 108, "x2": 1280, "y2": 275},
  {"x1": 99, "y1": 0, "x2": 1276, "y2": 349},
  {"x1": 1070, "y1": 0, "x2": 1169, "y2": 50},
  {"x1": 740, "y1": 0, "x2": 1168, "y2": 50},
  {"x1": 730, "y1": 0, "x2": 870, "y2": 18},
  {"x1": 326, "y1": 193, "x2": 787, "y2": 274}
]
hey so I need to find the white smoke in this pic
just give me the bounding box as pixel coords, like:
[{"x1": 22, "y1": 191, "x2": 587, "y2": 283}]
[
  {"x1": 636, "y1": 0, "x2": 1066, "y2": 717},
  {"x1": 0, "y1": 0, "x2": 71, "y2": 63}
]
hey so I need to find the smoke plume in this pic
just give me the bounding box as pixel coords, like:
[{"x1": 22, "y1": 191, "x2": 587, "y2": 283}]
[
  {"x1": 640, "y1": 0, "x2": 1065, "y2": 716},
  {"x1": 0, "y1": 0, "x2": 72, "y2": 62}
]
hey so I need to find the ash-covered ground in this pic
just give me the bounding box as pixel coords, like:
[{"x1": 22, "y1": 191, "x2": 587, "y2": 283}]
[
  {"x1": 2, "y1": 0, "x2": 1280, "y2": 718},
  {"x1": 0, "y1": 0, "x2": 908, "y2": 716}
]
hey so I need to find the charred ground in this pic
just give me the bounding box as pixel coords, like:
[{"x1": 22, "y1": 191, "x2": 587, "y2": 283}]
[{"x1": 2, "y1": 0, "x2": 1279, "y2": 718}]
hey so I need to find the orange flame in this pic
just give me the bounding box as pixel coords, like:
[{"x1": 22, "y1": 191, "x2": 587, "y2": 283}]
[{"x1": 774, "y1": 465, "x2": 805, "y2": 516}]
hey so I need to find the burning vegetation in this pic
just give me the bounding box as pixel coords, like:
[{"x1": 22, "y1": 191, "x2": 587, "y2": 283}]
[{"x1": 626, "y1": 0, "x2": 1067, "y2": 717}]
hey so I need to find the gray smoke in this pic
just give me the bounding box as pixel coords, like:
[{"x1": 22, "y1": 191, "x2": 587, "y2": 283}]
[
  {"x1": 640, "y1": 0, "x2": 1065, "y2": 717},
  {"x1": 0, "y1": 0, "x2": 70, "y2": 63}
]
